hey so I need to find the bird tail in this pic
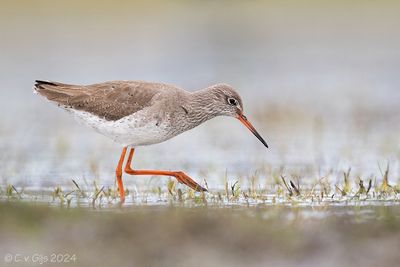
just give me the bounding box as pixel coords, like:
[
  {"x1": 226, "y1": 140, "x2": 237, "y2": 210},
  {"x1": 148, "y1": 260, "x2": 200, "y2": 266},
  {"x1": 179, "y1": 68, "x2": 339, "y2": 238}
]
[{"x1": 33, "y1": 80, "x2": 79, "y2": 105}]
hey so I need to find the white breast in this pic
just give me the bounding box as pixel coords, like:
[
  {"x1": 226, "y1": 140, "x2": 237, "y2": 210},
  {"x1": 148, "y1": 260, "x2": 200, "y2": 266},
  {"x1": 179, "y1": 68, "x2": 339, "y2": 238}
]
[{"x1": 66, "y1": 108, "x2": 172, "y2": 147}]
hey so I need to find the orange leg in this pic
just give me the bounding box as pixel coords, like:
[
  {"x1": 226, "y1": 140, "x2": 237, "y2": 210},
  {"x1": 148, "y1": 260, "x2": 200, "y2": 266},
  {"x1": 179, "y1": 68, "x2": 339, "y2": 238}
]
[
  {"x1": 116, "y1": 147, "x2": 127, "y2": 202},
  {"x1": 124, "y1": 148, "x2": 207, "y2": 192}
]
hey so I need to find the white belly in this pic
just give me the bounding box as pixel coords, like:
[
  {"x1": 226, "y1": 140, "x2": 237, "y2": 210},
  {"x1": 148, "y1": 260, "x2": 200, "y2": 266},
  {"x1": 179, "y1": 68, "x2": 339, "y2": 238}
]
[{"x1": 67, "y1": 109, "x2": 172, "y2": 146}]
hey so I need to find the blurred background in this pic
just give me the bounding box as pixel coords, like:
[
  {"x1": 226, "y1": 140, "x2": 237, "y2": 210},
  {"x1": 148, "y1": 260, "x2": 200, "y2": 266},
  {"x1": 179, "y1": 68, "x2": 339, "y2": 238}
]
[{"x1": 0, "y1": 0, "x2": 399, "y2": 191}]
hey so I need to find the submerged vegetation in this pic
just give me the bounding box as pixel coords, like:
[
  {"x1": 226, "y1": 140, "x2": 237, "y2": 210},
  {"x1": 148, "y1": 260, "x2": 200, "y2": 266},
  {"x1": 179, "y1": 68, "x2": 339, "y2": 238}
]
[{"x1": 1, "y1": 165, "x2": 398, "y2": 209}]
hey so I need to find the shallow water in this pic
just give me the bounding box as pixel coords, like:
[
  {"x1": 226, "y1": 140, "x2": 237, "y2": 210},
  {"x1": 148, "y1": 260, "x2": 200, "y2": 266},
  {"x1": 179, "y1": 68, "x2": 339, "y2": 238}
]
[
  {"x1": 1, "y1": 3, "x2": 400, "y2": 267},
  {"x1": 0, "y1": 0, "x2": 399, "y2": 199}
]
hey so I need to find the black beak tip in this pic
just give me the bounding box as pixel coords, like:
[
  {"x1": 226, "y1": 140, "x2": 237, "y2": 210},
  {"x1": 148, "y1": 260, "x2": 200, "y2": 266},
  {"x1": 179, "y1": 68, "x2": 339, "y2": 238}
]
[
  {"x1": 254, "y1": 132, "x2": 269, "y2": 149},
  {"x1": 262, "y1": 140, "x2": 269, "y2": 148},
  {"x1": 252, "y1": 132, "x2": 269, "y2": 149}
]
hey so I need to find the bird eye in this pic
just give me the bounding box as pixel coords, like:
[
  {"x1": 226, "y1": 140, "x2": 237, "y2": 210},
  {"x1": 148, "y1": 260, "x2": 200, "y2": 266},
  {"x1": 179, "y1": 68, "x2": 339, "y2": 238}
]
[{"x1": 228, "y1": 98, "x2": 238, "y2": 106}]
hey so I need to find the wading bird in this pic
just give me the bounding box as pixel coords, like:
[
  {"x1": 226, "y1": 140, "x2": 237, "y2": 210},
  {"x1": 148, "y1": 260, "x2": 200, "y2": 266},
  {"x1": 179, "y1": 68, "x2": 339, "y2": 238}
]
[{"x1": 34, "y1": 80, "x2": 268, "y2": 202}]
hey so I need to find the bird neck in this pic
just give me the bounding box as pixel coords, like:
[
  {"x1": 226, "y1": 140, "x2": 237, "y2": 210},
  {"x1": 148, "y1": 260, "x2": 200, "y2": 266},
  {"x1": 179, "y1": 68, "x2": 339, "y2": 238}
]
[
  {"x1": 189, "y1": 87, "x2": 221, "y2": 120},
  {"x1": 173, "y1": 88, "x2": 220, "y2": 130}
]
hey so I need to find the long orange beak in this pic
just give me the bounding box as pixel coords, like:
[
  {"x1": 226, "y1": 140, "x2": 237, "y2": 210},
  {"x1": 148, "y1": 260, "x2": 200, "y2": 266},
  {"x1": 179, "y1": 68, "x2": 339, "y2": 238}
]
[{"x1": 236, "y1": 114, "x2": 268, "y2": 148}]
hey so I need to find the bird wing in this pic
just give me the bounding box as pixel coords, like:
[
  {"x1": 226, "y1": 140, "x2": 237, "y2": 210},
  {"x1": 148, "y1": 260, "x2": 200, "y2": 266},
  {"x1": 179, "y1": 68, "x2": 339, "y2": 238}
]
[{"x1": 34, "y1": 80, "x2": 167, "y2": 120}]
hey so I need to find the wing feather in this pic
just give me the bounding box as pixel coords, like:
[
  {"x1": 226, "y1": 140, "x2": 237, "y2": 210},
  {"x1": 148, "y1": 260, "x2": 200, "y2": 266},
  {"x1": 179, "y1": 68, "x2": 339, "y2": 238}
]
[{"x1": 34, "y1": 80, "x2": 165, "y2": 120}]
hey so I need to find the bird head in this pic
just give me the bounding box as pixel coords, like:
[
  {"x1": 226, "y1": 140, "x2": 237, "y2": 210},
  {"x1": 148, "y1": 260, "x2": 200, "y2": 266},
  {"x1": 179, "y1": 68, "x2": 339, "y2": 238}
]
[{"x1": 209, "y1": 84, "x2": 269, "y2": 148}]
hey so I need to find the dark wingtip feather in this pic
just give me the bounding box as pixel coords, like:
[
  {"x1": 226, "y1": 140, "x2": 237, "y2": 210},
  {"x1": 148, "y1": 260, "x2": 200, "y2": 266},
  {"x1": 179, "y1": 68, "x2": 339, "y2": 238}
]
[{"x1": 35, "y1": 80, "x2": 58, "y2": 88}]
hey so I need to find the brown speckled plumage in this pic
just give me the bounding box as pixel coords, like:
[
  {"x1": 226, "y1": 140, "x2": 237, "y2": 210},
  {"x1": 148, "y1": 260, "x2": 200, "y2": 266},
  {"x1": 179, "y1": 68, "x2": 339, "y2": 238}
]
[{"x1": 34, "y1": 80, "x2": 175, "y2": 121}]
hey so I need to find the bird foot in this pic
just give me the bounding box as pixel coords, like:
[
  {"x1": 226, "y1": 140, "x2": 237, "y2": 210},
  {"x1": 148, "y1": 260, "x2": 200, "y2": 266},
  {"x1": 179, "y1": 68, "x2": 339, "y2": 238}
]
[{"x1": 174, "y1": 172, "x2": 207, "y2": 192}]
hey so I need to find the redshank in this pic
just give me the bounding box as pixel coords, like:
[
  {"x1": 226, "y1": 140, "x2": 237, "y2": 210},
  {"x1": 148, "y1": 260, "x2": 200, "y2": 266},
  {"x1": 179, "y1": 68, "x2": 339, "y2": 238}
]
[{"x1": 34, "y1": 80, "x2": 268, "y2": 202}]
